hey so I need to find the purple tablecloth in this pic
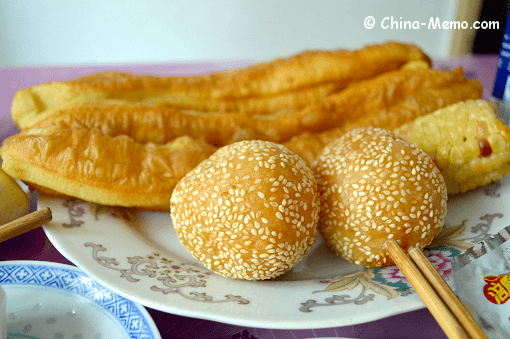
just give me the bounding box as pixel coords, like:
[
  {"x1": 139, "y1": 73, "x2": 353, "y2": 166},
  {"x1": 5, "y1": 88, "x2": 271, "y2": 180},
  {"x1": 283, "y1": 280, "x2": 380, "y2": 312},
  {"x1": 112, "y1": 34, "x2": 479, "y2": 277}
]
[{"x1": 0, "y1": 55, "x2": 498, "y2": 339}]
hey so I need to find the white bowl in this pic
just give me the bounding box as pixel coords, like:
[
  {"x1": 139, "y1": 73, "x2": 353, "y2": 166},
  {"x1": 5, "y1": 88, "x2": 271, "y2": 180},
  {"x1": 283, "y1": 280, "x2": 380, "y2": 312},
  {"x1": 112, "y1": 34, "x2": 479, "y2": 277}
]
[{"x1": 0, "y1": 261, "x2": 161, "y2": 339}]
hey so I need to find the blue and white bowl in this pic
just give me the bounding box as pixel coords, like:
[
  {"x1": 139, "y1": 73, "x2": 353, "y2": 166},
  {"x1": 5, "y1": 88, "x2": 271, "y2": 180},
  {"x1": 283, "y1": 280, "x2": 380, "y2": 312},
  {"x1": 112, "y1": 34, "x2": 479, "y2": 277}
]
[{"x1": 0, "y1": 261, "x2": 161, "y2": 339}]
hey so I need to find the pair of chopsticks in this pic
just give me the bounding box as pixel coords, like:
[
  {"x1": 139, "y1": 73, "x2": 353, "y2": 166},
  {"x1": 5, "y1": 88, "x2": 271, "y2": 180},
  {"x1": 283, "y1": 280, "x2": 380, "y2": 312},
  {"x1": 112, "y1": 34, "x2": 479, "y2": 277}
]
[
  {"x1": 385, "y1": 239, "x2": 487, "y2": 339},
  {"x1": 0, "y1": 207, "x2": 52, "y2": 243}
]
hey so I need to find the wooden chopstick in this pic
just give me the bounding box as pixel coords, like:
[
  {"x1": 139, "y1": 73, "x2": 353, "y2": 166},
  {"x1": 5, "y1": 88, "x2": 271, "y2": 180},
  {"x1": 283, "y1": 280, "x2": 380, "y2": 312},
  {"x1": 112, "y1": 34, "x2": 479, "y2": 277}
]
[
  {"x1": 385, "y1": 239, "x2": 471, "y2": 339},
  {"x1": 409, "y1": 247, "x2": 488, "y2": 339},
  {"x1": 0, "y1": 207, "x2": 52, "y2": 243}
]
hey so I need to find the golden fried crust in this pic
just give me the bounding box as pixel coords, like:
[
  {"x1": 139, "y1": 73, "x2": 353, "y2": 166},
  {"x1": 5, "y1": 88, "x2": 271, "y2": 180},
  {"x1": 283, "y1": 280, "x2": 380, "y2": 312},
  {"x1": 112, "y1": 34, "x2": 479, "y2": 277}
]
[
  {"x1": 30, "y1": 101, "x2": 284, "y2": 147},
  {"x1": 209, "y1": 41, "x2": 431, "y2": 98},
  {"x1": 171, "y1": 140, "x2": 320, "y2": 280},
  {"x1": 3, "y1": 65, "x2": 479, "y2": 209},
  {"x1": 0, "y1": 129, "x2": 216, "y2": 211},
  {"x1": 11, "y1": 41, "x2": 431, "y2": 130},
  {"x1": 29, "y1": 67, "x2": 471, "y2": 149},
  {"x1": 0, "y1": 167, "x2": 30, "y2": 224},
  {"x1": 279, "y1": 67, "x2": 469, "y2": 136},
  {"x1": 284, "y1": 79, "x2": 483, "y2": 164},
  {"x1": 314, "y1": 128, "x2": 447, "y2": 267},
  {"x1": 4, "y1": 67, "x2": 479, "y2": 208},
  {"x1": 13, "y1": 83, "x2": 344, "y2": 130}
]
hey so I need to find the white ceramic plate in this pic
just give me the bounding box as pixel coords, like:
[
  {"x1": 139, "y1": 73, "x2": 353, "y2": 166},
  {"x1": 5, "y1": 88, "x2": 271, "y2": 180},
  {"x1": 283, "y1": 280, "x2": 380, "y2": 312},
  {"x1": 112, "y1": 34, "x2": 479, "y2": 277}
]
[
  {"x1": 0, "y1": 261, "x2": 161, "y2": 339},
  {"x1": 41, "y1": 175, "x2": 510, "y2": 329}
]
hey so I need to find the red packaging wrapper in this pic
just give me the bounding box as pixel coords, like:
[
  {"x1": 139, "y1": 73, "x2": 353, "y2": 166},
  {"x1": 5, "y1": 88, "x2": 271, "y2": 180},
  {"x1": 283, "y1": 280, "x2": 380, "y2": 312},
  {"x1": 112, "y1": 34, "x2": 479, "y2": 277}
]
[{"x1": 453, "y1": 225, "x2": 510, "y2": 338}]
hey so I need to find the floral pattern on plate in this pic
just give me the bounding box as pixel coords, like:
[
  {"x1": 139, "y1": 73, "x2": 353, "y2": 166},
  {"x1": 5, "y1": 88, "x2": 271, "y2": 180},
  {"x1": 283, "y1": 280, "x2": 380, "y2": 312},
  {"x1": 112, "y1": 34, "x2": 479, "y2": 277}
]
[
  {"x1": 41, "y1": 176, "x2": 510, "y2": 329},
  {"x1": 300, "y1": 211, "x2": 504, "y2": 311},
  {"x1": 86, "y1": 242, "x2": 250, "y2": 304}
]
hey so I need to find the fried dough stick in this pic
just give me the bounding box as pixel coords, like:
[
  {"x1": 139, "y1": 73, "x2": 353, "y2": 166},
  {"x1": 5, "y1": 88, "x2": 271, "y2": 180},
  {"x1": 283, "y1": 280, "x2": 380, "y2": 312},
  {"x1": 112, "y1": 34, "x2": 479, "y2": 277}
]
[
  {"x1": 284, "y1": 79, "x2": 483, "y2": 164},
  {"x1": 0, "y1": 129, "x2": 216, "y2": 211},
  {"x1": 210, "y1": 41, "x2": 431, "y2": 98},
  {"x1": 1, "y1": 76, "x2": 481, "y2": 210},
  {"x1": 25, "y1": 67, "x2": 471, "y2": 148},
  {"x1": 12, "y1": 42, "x2": 430, "y2": 129}
]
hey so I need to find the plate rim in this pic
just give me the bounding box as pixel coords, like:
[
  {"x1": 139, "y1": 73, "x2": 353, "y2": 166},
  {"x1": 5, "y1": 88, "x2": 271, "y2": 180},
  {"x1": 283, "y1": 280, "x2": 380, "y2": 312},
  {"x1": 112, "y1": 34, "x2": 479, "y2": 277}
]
[
  {"x1": 39, "y1": 175, "x2": 510, "y2": 330},
  {"x1": 41, "y1": 196, "x2": 430, "y2": 330},
  {"x1": 43, "y1": 240, "x2": 428, "y2": 329}
]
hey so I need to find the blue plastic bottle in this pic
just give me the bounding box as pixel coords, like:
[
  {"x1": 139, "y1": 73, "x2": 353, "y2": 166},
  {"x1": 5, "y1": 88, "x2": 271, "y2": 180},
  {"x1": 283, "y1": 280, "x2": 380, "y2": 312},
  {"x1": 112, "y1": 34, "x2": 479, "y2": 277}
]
[{"x1": 492, "y1": 11, "x2": 510, "y2": 126}]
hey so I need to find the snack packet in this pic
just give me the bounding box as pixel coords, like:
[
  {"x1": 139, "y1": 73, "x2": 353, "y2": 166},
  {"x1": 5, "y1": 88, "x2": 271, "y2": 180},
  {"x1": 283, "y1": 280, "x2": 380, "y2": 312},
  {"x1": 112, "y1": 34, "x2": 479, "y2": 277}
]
[{"x1": 452, "y1": 225, "x2": 510, "y2": 339}]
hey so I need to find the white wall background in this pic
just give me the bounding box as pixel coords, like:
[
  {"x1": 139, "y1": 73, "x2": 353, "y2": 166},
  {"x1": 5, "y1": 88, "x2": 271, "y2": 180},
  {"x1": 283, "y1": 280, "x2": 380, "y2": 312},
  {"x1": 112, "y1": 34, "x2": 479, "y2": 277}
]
[{"x1": 0, "y1": 0, "x2": 465, "y2": 68}]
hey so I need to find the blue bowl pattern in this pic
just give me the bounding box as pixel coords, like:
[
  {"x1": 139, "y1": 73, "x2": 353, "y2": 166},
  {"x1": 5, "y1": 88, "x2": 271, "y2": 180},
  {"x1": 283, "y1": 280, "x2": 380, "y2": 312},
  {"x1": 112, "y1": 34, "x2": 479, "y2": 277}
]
[{"x1": 0, "y1": 261, "x2": 159, "y2": 339}]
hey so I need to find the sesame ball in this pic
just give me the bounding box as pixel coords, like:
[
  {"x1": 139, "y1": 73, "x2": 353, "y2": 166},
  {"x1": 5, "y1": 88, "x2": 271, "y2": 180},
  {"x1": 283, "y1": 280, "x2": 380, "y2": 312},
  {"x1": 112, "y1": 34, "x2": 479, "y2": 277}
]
[
  {"x1": 314, "y1": 128, "x2": 447, "y2": 268},
  {"x1": 170, "y1": 140, "x2": 320, "y2": 280}
]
